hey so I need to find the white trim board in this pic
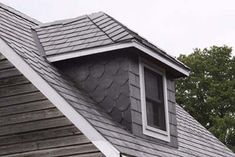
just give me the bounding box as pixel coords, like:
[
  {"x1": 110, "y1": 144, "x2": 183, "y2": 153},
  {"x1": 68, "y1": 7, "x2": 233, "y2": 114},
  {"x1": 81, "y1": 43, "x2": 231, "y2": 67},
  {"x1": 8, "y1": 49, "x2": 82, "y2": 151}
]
[
  {"x1": 47, "y1": 42, "x2": 190, "y2": 76},
  {"x1": 0, "y1": 38, "x2": 120, "y2": 157},
  {"x1": 132, "y1": 42, "x2": 190, "y2": 76},
  {"x1": 47, "y1": 43, "x2": 132, "y2": 62}
]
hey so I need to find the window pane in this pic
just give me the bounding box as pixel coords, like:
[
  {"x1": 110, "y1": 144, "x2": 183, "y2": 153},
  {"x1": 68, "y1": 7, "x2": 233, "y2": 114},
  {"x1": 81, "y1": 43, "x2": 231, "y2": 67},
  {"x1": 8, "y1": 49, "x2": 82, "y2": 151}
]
[
  {"x1": 146, "y1": 100, "x2": 155, "y2": 126},
  {"x1": 144, "y1": 68, "x2": 163, "y2": 102},
  {"x1": 144, "y1": 67, "x2": 166, "y2": 131},
  {"x1": 146, "y1": 99, "x2": 166, "y2": 130}
]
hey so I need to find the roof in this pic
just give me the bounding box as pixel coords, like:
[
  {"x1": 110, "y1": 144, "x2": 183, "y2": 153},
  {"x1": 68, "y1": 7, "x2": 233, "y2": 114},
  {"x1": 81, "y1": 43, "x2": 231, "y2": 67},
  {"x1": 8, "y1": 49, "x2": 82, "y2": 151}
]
[
  {"x1": 32, "y1": 11, "x2": 190, "y2": 76},
  {"x1": 0, "y1": 2, "x2": 234, "y2": 157},
  {"x1": 33, "y1": 12, "x2": 131, "y2": 56}
]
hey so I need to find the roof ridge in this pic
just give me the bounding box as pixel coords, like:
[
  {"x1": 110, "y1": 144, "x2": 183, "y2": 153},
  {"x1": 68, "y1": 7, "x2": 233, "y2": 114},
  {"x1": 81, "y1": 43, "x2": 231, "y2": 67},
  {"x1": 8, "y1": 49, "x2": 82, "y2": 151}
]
[
  {"x1": 103, "y1": 13, "x2": 190, "y2": 70},
  {"x1": 34, "y1": 15, "x2": 88, "y2": 29},
  {"x1": 87, "y1": 12, "x2": 115, "y2": 43},
  {"x1": 34, "y1": 12, "x2": 104, "y2": 29},
  {"x1": 102, "y1": 13, "x2": 137, "y2": 40},
  {"x1": 88, "y1": 12, "x2": 135, "y2": 43},
  {"x1": 0, "y1": 2, "x2": 41, "y2": 25}
]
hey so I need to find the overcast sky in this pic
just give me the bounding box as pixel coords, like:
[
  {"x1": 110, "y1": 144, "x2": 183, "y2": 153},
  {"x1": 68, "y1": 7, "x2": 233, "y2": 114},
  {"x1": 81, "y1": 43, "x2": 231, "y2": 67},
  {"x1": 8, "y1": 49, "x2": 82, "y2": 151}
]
[{"x1": 1, "y1": 0, "x2": 235, "y2": 57}]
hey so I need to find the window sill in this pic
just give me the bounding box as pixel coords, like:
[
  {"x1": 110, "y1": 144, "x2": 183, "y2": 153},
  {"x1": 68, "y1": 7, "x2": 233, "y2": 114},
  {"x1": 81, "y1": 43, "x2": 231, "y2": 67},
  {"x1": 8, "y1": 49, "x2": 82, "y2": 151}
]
[{"x1": 143, "y1": 125, "x2": 170, "y2": 142}]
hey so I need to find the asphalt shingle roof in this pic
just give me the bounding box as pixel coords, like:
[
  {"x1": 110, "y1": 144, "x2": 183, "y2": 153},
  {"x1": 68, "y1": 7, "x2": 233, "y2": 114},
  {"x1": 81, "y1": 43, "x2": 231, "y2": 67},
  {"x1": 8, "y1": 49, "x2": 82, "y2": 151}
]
[
  {"x1": 0, "y1": 2, "x2": 234, "y2": 157},
  {"x1": 33, "y1": 11, "x2": 188, "y2": 71},
  {"x1": 33, "y1": 12, "x2": 133, "y2": 57}
]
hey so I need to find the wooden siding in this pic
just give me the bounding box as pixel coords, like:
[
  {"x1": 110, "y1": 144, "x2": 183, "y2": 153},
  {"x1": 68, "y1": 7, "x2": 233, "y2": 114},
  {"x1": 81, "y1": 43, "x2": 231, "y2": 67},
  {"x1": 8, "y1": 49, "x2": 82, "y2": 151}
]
[{"x1": 0, "y1": 56, "x2": 104, "y2": 157}]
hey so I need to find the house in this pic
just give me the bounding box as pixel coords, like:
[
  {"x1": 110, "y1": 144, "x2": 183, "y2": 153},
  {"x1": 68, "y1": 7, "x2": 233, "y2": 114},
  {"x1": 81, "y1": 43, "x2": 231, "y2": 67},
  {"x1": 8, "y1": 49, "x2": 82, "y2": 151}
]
[{"x1": 0, "y1": 2, "x2": 234, "y2": 157}]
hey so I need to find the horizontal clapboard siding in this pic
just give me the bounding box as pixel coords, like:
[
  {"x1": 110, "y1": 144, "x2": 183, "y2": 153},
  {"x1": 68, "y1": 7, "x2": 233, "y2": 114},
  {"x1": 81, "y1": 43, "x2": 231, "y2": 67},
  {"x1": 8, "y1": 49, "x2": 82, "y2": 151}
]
[{"x1": 0, "y1": 57, "x2": 104, "y2": 157}]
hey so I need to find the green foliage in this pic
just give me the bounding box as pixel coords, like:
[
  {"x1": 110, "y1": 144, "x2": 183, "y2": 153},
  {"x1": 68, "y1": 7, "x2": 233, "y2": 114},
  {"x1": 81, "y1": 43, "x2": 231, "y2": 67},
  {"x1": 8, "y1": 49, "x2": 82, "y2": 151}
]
[{"x1": 176, "y1": 46, "x2": 235, "y2": 152}]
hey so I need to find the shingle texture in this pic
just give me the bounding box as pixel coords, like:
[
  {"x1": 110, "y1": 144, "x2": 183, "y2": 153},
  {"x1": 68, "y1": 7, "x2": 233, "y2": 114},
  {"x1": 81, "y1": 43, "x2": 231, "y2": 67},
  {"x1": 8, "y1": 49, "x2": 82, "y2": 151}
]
[
  {"x1": 55, "y1": 53, "x2": 132, "y2": 131},
  {"x1": 34, "y1": 12, "x2": 133, "y2": 56},
  {"x1": 33, "y1": 11, "x2": 188, "y2": 72},
  {"x1": 0, "y1": 3, "x2": 234, "y2": 156}
]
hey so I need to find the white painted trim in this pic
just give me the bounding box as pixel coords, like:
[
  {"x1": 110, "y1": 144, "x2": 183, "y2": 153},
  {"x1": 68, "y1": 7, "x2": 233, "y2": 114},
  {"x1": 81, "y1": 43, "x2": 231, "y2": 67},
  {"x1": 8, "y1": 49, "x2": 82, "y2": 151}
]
[
  {"x1": 47, "y1": 42, "x2": 189, "y2": 76},
  {"x1": 133, "y1": 42, "x2": 189, "y2": 76},
  {"x1": 47, "y1": 43, "x2": 133, "y2": 62},
  {"x1": 0, "y1": 38, "x2": 120, "y2": 157},
  {"x1": 139, "y1": 58, "x2": 170, "y2": 142}
]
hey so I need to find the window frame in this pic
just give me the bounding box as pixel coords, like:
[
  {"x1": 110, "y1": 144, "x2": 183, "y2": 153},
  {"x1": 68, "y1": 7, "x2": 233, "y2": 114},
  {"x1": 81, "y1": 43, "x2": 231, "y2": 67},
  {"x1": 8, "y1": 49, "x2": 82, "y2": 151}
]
[{"x1": 139, "y1": 58, "x2": 170, "y2": 142}]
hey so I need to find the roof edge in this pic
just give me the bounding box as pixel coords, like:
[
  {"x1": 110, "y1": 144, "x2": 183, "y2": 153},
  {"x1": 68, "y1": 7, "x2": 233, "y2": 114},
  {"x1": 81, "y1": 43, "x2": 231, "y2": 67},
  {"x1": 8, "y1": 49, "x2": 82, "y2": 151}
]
[
  {"x1": 0, "y1": 37, "x2": 120, "y2": 157},
  {"x1": 33, "y1": 11, "x2": 106, "y2": 29},
  {"x1": 47, "y1": 41, "x2": 190, "y2": 76},
  {"x1": 0, "y1": 2, "x2": 41, "y2": 25},
  {"x1": 33, "y1": 15, "x2": 88, "y2": 29},
  {"x1": 47, "y1": 42, "x2": 133, "y2": 62},
  {"x1": 103, "y1": 13, "x2": 186, "y2": 67},
  {"x1": 132, "y1": 40, "x2": 190, "y2": 76}
]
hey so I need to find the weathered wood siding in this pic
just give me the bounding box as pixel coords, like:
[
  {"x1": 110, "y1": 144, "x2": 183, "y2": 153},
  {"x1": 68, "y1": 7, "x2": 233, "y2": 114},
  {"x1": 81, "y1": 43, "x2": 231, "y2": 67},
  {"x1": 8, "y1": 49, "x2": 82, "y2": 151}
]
[{"x1": 0, "y1": 56, "x2": 104, "y2": 157}]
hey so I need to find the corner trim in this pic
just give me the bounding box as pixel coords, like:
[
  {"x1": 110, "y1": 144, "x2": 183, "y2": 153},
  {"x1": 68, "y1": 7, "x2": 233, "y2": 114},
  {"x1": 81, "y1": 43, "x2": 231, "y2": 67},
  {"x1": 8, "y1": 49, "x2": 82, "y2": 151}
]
[
  {"x1": 47, "y1": 42, "x2": 189, "y2": 76},
  {"x1": 0, "y1": 37, "x2": 120, "y2": 157}
]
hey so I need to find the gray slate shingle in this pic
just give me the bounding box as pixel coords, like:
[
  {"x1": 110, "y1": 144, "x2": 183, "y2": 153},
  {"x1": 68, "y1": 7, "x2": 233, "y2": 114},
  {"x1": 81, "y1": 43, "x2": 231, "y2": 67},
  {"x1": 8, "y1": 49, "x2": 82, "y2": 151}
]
[
  {"x1": 0, "y1": 3, "x2": 234, "y2": 157},
  {"x1": 33, "y1": 12, "x2": 135, "y2": 57}
]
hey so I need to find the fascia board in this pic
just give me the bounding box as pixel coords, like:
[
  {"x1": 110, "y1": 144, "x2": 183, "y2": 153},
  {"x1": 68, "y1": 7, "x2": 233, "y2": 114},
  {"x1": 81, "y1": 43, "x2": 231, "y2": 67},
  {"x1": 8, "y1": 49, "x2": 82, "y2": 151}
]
[
  {"x1": 132, "y1": 42, "x2": 190, "y2": 76},
  {"x1": 48, "y1": 42, "x2": 189, "y2": 76},
  {"x1": 47, "y1": 42, "x2": 133, "y2": 62}
]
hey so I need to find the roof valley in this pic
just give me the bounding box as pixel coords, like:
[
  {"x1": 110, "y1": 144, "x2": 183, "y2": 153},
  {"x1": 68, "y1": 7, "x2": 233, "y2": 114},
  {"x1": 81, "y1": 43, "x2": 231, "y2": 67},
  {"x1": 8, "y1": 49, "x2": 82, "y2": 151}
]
[
  {"x1": 31, "y1": 28, "x2": 47, "y2": 57},
  {"x1": 87, "y1": 13, "x2": 115, "y2": 43}
]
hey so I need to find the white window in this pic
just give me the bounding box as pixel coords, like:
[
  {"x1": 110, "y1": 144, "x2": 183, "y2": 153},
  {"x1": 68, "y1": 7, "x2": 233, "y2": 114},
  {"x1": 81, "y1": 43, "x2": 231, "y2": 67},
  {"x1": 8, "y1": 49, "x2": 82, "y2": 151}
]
[{"x1": 139, "y1": 59, "x2": 170, "y2": 142}]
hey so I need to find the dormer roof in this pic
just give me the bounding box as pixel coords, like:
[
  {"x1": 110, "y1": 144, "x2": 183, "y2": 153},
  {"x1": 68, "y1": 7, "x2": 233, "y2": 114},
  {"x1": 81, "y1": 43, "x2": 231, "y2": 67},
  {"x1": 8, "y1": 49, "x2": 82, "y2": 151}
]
[{"x1": 32, "y1": 12, "x2": 190, "y2": 77}]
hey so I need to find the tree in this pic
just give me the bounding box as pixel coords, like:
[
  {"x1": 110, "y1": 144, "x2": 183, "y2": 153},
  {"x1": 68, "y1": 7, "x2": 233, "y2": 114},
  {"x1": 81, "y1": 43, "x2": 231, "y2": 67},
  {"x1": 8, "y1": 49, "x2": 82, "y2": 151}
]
[{"x1": 176, "y1": 46, "x2": 235, "y2": 152}]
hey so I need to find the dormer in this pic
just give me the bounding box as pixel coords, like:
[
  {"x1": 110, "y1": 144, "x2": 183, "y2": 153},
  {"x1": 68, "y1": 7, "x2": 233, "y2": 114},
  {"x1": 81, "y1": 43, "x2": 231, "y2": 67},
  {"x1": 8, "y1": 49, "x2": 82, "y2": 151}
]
[{"x1": 33, "y1": 12, "x2": 190, "y2": 148}]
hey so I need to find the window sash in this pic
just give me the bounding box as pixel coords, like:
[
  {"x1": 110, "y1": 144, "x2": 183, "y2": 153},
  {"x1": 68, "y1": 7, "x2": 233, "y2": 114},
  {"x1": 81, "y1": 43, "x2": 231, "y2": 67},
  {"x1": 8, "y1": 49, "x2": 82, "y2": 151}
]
[
  {"x1": 144, "y1": 68, "x2": 166, "y2": 131},
  {"x1": 146, "y1": 98, "x2": 166, "y2": 131}
]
